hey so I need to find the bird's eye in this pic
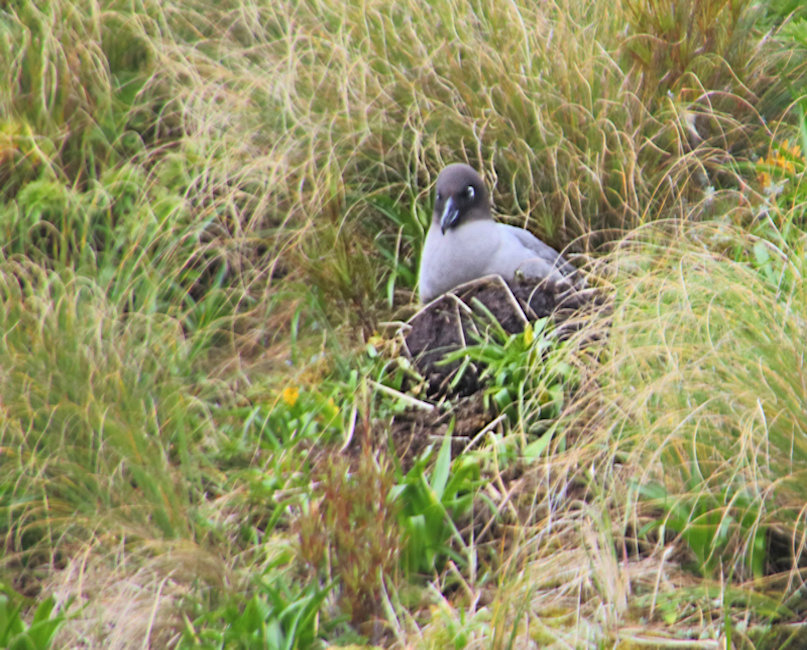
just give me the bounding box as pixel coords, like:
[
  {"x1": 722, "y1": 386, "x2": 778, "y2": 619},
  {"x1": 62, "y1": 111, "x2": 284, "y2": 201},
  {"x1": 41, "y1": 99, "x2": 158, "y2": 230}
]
[
  {"x1": 436, "y1": 191, "x2": 443, "y2": 201},
  {"x1": 465, "y1": 185, "x2": 475, "y2": 199}
]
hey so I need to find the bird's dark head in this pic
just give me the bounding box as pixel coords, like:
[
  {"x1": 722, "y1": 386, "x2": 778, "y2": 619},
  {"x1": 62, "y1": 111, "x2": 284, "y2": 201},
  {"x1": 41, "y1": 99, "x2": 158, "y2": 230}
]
[{"x1": 433, "y1": 163, "x2": 490, "y2": 234}]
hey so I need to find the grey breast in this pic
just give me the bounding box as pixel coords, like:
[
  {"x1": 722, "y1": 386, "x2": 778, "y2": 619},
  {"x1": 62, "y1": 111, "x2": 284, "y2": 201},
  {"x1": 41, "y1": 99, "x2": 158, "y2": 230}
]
[{"x1": 418, "y1": 163, "x2": 581, "y2": 302}]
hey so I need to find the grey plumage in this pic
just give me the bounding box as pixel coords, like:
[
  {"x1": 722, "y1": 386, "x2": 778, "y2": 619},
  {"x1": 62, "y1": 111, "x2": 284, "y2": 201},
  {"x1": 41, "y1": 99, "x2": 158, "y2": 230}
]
[{"x1": 418, "y1": 163, "x2": 581, "y2": 303}]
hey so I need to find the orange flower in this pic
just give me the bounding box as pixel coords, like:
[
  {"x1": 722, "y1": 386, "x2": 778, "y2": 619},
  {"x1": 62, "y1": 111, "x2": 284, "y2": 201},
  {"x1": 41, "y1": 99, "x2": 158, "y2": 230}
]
[{"x1": 282, "y1": 386, "x2": 300, "y2": 407}]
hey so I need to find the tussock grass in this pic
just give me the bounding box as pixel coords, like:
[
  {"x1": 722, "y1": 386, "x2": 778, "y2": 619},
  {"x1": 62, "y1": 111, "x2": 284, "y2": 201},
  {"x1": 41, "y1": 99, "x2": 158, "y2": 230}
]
[
  {"x1": 0, "y1": 1, "x2": 162, "y2": 192},
  {"x1": 600, "y1": 223, "x2": 807, "y2": 573},
  {"x1": 467, "y1": 222, "x2": 807, "y2": 647},
  {"x1": 0, "y1": 259, "x2": 234, "y2": 645},
  {"x1": 140, "y1": 0, "x2": 789, "y2": 324},
  {"x1": 0, "y1": 260, "x2": 199, "y2": 548}
]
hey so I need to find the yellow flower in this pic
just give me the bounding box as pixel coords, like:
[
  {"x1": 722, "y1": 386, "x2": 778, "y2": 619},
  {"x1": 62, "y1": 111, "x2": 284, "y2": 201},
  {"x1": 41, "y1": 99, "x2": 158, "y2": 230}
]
[
  {"x1": 282, "y1": 386, "x2": 299, "y2": 407},
  {"x1": 523, "y1": 322, "x2": 534, "y2": 346},
  {"x1": 326, "y1": 397, "x2": 339, "y2": 415}
]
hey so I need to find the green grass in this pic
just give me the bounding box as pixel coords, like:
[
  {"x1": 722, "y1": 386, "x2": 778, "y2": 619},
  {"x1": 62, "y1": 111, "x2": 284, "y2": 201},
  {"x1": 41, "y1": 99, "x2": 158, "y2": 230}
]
[
  {"x1": 2, "y1": 0, "x2": 807, "y2": 647},
  {"x1": 514, "y1": 221, "x2": 807, "y2": 646}
]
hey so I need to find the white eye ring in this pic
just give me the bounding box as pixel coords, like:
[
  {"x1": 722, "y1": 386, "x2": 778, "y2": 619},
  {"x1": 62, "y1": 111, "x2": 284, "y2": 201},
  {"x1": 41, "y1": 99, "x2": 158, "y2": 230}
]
[{"x1": 466, "y1": 185, "x2": 475, "y2": 199}]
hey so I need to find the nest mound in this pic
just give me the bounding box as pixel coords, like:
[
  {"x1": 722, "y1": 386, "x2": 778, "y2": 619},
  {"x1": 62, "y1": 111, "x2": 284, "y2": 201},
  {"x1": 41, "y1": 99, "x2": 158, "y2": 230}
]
[{"x1": 403, "y1": 275, "x2": 600, "y2": 395}]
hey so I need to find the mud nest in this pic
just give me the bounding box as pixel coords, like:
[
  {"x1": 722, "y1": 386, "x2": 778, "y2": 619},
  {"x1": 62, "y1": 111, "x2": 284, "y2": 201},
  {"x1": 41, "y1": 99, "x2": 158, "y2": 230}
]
[{"x1": 403, "y1": 274, "x2": 601, "y2": 396}]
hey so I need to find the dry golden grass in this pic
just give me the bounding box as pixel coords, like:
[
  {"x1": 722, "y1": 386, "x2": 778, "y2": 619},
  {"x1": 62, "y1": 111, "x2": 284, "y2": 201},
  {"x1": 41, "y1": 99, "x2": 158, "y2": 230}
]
[{"x1": 467, "y1": 221, "x2": 807, "y2": 647}]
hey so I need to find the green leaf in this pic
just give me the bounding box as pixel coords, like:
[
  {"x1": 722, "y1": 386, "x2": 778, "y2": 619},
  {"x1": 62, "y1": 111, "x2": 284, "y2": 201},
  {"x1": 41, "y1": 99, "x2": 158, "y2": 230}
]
[
  {"x1": 752, "y1": 240, "x2": 770, "y2": 267},
  {"x1": 431, "y1": 427, "x2": 453, "y2": 501},
  {"x1": 524, "y1": 433, "x2": 552, "y2": 460}
]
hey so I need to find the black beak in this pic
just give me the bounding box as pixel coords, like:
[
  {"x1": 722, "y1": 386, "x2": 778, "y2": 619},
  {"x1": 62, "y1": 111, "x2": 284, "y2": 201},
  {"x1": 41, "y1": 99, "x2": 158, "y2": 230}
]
[{"x1": 440, "y1": 197, "x2": 460, "y2": 234}]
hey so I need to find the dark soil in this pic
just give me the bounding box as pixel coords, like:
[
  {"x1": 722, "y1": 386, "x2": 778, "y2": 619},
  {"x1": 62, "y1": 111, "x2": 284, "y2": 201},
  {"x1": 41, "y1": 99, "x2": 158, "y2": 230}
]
[
  {"x1": 337, "y1": 392, "x2": 489, "y2": 473},
  {"x1": 404, "y1": 274, "x2": 602, "y2": 396}
]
